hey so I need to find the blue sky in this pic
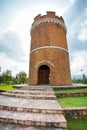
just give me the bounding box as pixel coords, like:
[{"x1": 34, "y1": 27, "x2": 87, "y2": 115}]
[{"x1": 0, "y1": 0, "x2": 87, "y2": 76}]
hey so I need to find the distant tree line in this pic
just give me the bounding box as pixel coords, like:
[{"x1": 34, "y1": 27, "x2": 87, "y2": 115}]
[
  {"x1": 0, "y1": 69, "x2": 87, "y2": 85},
  {"x1": 0, "y1": 70, "x2": 27, "y2": 85},
  {"x1": 72, "y1": 74, "x2": 87, "y2": 84}
]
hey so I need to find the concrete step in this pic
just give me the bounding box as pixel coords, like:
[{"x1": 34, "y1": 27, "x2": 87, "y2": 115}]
[
  {"x1": 1, "y1": 92, "x2": 56, "y2": 100},
  {"x1": 19, "y1": 86, "x2": 53, "y2": 91},
  {"x1": 0, "y1": 123, "x2": 67, "y2": 130},
  {"x1": 6, "y1": 89, "x2": 54, "y2": 94},
  {"x1": 1, "y1": 89, "x2": 56, "y2": 100},
  {"x1": 0, "y1": 110, "x2": 67, "y2": 129},
  {"x1": 0, "y1": 95, "x2": 62, "y2": 114}
]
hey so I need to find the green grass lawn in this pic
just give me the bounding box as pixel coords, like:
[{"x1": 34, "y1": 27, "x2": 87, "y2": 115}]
[
  {"x1": 0, "y1": 84, "x2": 17, "y2": 90},
  {"x1": 54, "y1": 88, "x2": 87, "y2": 93},
  {"x1": 67, "y1": 118, "x2": 87, "y2": 130},
  {"x1": 57, "y1": 96, "x2": 87, "y2": 108}
]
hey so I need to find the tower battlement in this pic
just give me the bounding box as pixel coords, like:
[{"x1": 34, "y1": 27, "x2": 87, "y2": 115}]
[
  {"x1": 34, "y1": 11, "x2": 64, "y2": 23},
  {"x1": 31, "y1": 11, "x2": 66, "y2": 33}
]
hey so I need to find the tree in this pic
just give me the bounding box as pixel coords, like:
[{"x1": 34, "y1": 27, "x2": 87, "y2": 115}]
[
  {"x1": 0, "y1": 75, "x2": 3, "y2": 84},
  {"x1": 16, "y1": 71, "x2": 27, "y2": 84},
  {"x1": 81, "y1": 69, "x2": 87, "y2": 84},
  {"x1": 82, "y1": 73, "x2": 87, "y2": 84},
  {"x1": 2, "y1": 70, "x2": 12, "y2": 84}
]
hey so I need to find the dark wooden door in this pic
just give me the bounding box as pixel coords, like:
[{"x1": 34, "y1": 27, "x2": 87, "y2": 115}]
[{"x1": 38, "y1": 65, "x2": 50, "y2": 84}]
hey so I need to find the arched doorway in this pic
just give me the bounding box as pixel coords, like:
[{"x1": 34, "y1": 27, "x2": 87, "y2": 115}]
[{"x1": 38, "y1": 65, "x2": 50, "y2": 84}]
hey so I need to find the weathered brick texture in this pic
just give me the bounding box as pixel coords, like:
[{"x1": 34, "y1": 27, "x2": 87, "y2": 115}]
[
  {"x1": 29, "y1": 11, "x2": 72, "y2": 86},
  {"x1": 63, "y1": 107, "x2": 87, "y2": 119}
]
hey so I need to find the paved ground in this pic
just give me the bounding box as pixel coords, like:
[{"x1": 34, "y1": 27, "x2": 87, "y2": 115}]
[{"x1": 0, "y1": 86, "x2": 67, "y2": 130}]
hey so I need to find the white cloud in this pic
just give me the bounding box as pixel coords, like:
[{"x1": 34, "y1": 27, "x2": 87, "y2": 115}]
[
  {"x1": 68, "y1": 15, "x2": 81, "y2": 37},
  {"x1": 0, "y1": 53, "x2": 28, "y2": 76},
  {"x1": 0, "y1": 31, "x2": 26, "y2": 62},
  {"x1": 69, "y1": 0, "x2": 76, "y2": 4},
  {"x1": 78, "y1": 19, "x2": 87, "y2": 41},
  {"x1": 5, "y1": 9, "x2": 32, "y2": 54},
  {"x1": 78, "y1": 28, "x2": 87, "y2": 41},
  {"x1": 61, "y1": 6, "x2": 71, "y2": 15},
  {"x1": 77, "y1": 8, "x2": 87, "y2": 41},
  {"x1": 0, "y1": 9, "x2": 31, "y2": 75},
  {"x1": 70, "y1": 51, "x2": 87, "y2": 75}
]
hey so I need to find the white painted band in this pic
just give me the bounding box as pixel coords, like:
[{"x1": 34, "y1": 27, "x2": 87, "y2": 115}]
[
  {"x1": 30, "y1": 46, "x2": 68, "y2": 54},
  {"x1": 31, "y1": 18, "x2": 67, "y2": 33}
]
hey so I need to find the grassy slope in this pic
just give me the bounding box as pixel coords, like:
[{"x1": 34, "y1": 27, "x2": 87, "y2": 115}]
[
  {"x1": 0, "y1": 85, "x2": 17, "y2": 90},
  {"x1": 57, "y1": 96, "x2": 87, "y2": 108},
  {"x1": 67, "y1": 118, "x2": 87, "y2": 130},
  {"x1": 54, "y1": 88, "x2": 87, "y2": 93}
]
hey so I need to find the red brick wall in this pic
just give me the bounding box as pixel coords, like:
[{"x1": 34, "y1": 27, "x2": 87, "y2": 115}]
[
  {"x1": 55, "y1": 92, "x2": 87, "y2": 97},
  {"x1": 63, "y1": 108, "x2": 87, "y2": 119},
  {"x1": 29, "y1": 11, "x2": 72, "y2": 86}
]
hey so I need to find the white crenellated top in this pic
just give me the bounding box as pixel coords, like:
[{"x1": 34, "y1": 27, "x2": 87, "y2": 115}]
[{"x1": 31, "y1": 18, "x2": 67, "y2": 33}]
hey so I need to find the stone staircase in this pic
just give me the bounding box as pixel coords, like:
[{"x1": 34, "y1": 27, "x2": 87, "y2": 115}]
[{"x1": 0, "y1": 86, "x2": 67, "y2": 130}]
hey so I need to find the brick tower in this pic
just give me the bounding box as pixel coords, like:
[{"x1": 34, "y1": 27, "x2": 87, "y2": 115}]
[{"x1": 29, "y1": 11, "x2": 72, "y2": 86}]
